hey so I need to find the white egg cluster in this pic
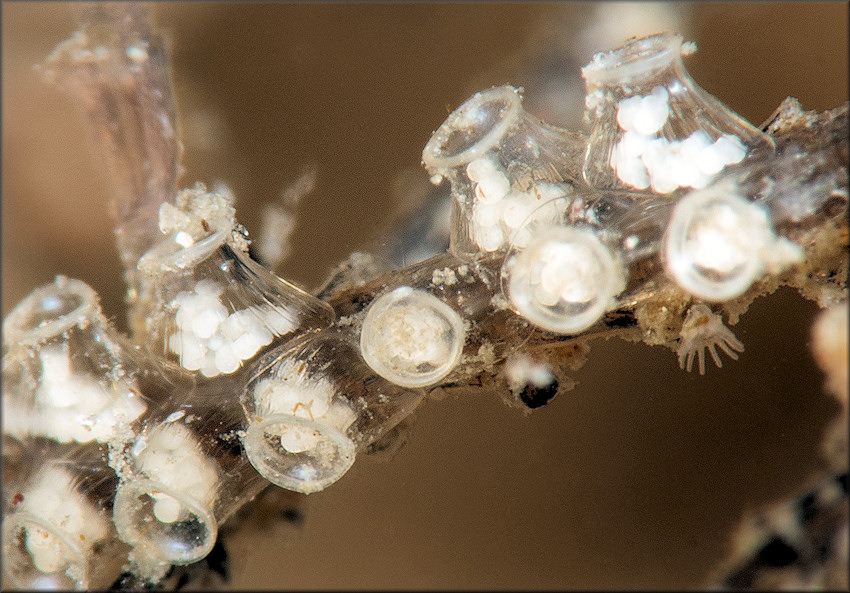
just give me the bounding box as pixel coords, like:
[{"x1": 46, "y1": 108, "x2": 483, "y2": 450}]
[
  {"x1": 32, "y1": 344, "x2": 146, "y2": 444},
  {"x1": 15, "y1": 466, "x2": 108, "y2": 578},
  {"x1": 167, "y1": 279, "x2": 297, "y2": 377},
  {"x1": 467, "y1": 157, "x2": 568, "y2": 253},
  {"x1": 130, "y1": 423, "x2": 219, "y2": 526},
  {"x1": 252, "y1": 357, "x2": 356, "y2": 454},
  {"x1": 610, "y1": 85, "x2": 747, "y2": 193}
]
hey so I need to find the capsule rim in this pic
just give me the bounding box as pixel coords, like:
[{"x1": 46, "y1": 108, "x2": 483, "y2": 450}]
[
  {"x1": 360, "y1": 286, "x2": 466, "y2": 388},
  {"x1": 137, "y1": 230, "x2": 228, "y2": 274},
  {"x1": 502, "y1": 226, "x2": 624, "y2": 334},
  {"x1": 243, "y1": 413, "x2": 356, "y2": 494},
  {"x1": 2, "y1": 510, "x2": 89, "y2": 590},
  {"x1": 112, "y1": 477, "x2": 218, "y2": 566},
  {"x1": 582, "y1": 32, "x2": 683, "y2": 86},
  {"x1": 662, "y1": 185, "x2": 766, "y2": 301},
  {"x1": 2, "y1": 276, "x2": 102, "y2": 346},
  {"x1": 422, "y1": 85, "x2": 523, "y2": 171}
]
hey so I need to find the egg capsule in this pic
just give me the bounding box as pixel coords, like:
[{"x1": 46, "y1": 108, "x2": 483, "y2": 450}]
[
  {"x1": 662, "y1": 179, "x2": 802, "y2": 301},
  {"x1": 110, "y1": 393, "x2": 266, "y2": 574},
  {"x1": 582, "y1": 33, "x2": 774, "y2": 194},
  {"x1": 242, "y1": 331, "x2": 424, "y2": 494},
  {"x1": 360, "y1": 286, "x2": 466, "y2": 388},
  {"x1": 2, "y1": 276, "x2": 148, "y2": 445},
  {"x1": 136, "y1": 226, "x2": 334, "y2": 379},
  {"x1": 422, "y1": 84, "x2": 585, "y2": 259},
  {"x1": 498, "y1": 186, "x2": 669, "y2": 335},
  {"x1": 502, "y1": 224, "x2": 625, "y2": 335},
  {"x1": 3, "y1": 446, "x2": 125, "y2": 591},
  {"x1": 112, "y1": 422, "x2": 220, "y2": 567}
]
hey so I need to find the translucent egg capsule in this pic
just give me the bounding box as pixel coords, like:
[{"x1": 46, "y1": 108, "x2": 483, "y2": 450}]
[
  {"x1": 136, "y1": 227, "x2": 334, "y2": 378},
  {"x1": 421, "y1": 84, "x2": 586, "y2": 259},
  {"x1": 242, "y1": 331, "x2": 424, "y2": 494},
  {"x1": 582, "y1": 33, "x2": 774, "y2": 194},
  {"x1": 111, "y1": 396, "x2": 266, "y2": 574},
  {"x1": 500, "y1": 185, "x2": 672, "y2": 334},
  {"x1": 360, "y1": 286, "x2": 466, "y2": 388},
  {"x1": 113, "y1": 421, "x2": 218, "y2": 569},
  {"x1": 3, "y1": 445, "x2": 127, "y2": 591},
  {"x1": 2, "y1": 277, "x2": 149, "y2": 444},
  {"x1": 662, "y1": 178, "x2": 804, "y2": 301},
  {"x1": 502, "y1": 223, "x2": 625, "y2": 335}
]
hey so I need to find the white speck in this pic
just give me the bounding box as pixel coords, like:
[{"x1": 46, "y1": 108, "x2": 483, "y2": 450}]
[
  {"x1": 432, "y1": 267, "x2": 458, "y2": 287},
  {"x1": 505, "y1": 353, "x2": 555, "y2": 395},
  {"x1": 474, "y1": 222, "x2": 505, "y2": 252},
  {"x1": 191, "y1": 305, "x2": 226, "y2": 339},
  {"x1": 132, "y1": 439, "x2": 147, "y2": 456},
  {"x1": 501, "y1": 193, "x2": 536, "y2": 229},
  {"x1": 466, "y1": 156, "x2": 498, "y2": 182},
  {"x1": 471, "y1": 162, "x2": 510, "y2": 203},
  {"x1": 126, "y1": 44, "x2": 148, "y2": 64},
  {"x1": 712, "y1": 134, "x2": 747, "y2": 166},
  {"x1": 263, "y1": 305, "x2": 297, "y2": 335},
  {"x1": 165, "y1": 410, "x2": 186, "y2": 423},
  {"x1": 584, "y1": 88, "x2": 606, "y2": 115},
  {"x1": 472, "y1": 199, "x2": 503, "y2": 228},
  {"x1": 174, "y1": 231, "x2": 194, "y2": 248},
  {"x1": 199, "y1": 355, "x2": 221, "y2": 378},
  {"x1": 232, "y1": 331, "x2": 263, "y2": 359},
  {"x1": 279, "y1": 426, "x2": 321, "y2": 453}
]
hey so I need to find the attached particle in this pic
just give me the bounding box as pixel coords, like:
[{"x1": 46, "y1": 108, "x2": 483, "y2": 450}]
[
  {"x1": 125, "y1": 44, "x2": 148, "y2": 64},
  {"x1": 432, "y1": 267, "x2": 458, "y2": 287}
]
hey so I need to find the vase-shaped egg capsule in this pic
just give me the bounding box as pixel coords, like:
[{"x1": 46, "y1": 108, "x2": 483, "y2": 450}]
[
  {"x1": 135, "y1": 227, "x2": 335, "y2": 379},
  {"x1": 422, "y1": 84, "x2": 586, "y2": 259},
  {"x1": 500, "y1": 191, "x2": 633, "y2": 335},
  {"x1": 110, "y1": 394, "x2": 266, "y2": 575},
  {"x1": 1, "y1": 276, "x2": 151, "y2": 445},
  {"x1": 582, "y1": 33, "x2": 774, "y2": 194},
  {"x1": 662, "y1": 178, "x2": 804, "y2": 302},
  {"x1": 2, "y1": 443, "x2": 128, "y2": 590},
  {"x1": 242, "y1": 331, "x2": 425, "y2": 494},
  {"x1": 359, "y1": 286, "x2": 466, "y2": 388}
]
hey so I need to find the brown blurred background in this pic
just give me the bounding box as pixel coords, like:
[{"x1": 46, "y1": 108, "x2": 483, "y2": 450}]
[{"x1": 2, "y1": 2, "x2": 848, "y2": 589}]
